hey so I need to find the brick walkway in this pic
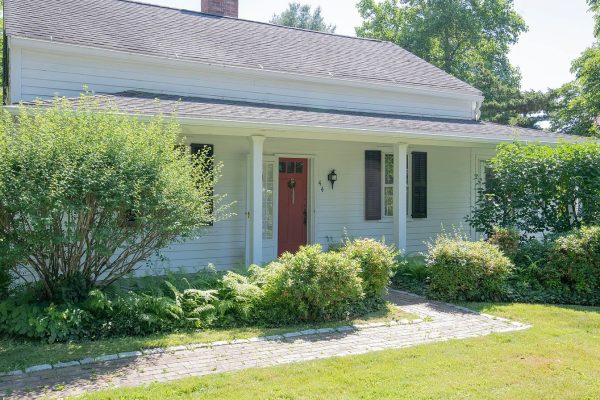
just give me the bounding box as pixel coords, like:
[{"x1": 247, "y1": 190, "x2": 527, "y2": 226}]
[{"x1": 0, "y1": 291, "x2": 530, "y2": 399}]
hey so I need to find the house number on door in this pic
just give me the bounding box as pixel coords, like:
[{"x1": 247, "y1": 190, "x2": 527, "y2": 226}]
[{"x1": 288, "y1": 178, "x2": 297, "y2": 205}]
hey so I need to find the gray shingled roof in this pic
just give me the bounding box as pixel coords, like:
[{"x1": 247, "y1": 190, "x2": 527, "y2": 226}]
[
  {"x1": 4, "y1": 0, "x2": 482, "y2": 96},
  {"x1": 24, "y1": 91, "x2": 578, "y2": 143}
]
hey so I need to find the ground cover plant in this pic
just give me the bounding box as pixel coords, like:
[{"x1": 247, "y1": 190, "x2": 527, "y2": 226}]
[{"x1": 0, "y1": 239, "x2": 401, "y2": 371}]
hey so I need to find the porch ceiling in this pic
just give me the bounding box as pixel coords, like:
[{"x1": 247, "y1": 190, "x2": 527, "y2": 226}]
[{"x1": 18, "y1": 91, "x2": 585, "y2": 144}]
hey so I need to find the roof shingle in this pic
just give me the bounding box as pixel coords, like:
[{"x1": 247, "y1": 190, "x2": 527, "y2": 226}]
[
  {"x1": 4, "y1": 0, "x2": 482, "y2": 96},
  {"x1": 28, "y1": 91, "x2": 578, "y2": 143}
]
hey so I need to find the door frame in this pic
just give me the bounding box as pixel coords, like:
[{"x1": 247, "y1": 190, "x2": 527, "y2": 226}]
[
  {"x1": 275, "y1": 154, "x2": 317, "y2": 254},
  {"x1": 245, "y1": 153, "x2": 317, "y2": 264}
]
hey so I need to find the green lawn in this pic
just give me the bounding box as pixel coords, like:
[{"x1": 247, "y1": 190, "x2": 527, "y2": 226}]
[
  {"x1": 0, "y1": 302, "x2": 414, "y2": 372},
  {"x1": 75, "y1": 302, "x2": 600, "y2": 400}
]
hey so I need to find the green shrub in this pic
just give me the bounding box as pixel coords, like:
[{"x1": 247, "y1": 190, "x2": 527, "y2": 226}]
[
  {"x1": 0, "y1": 268, "x2": 11, "y2": 300},
  {"x1": 342, "y1": 239, "x2": 398, "y2": 301},
  {"x1": 545, "y1": 227, "x2": 600, "y2": 301},
  {"x1": 254, "y1": 244, "x2": 364, "y2": 324},
  {"x1": 426, "y1": 235, "x2": 514, "y2": 302},
  {"x1": 0, "y1": 296, "x2": 93, "y2": 343},
  {"x1": 0, "y1": 95, "x2": 229, "y2": 300},
  {"x1": 468, "y1": 141, "x2": 600, "y2": 237},
  {"x1": 507, "y1": 227, "x2": 600, "y2": 305},
  {"x1": 487, "y1": 227, "x2": 520, "y2": 259}
]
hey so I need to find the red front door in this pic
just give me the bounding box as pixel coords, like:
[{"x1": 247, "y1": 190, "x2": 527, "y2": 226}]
[{"x1": 278, "y1": 158, "x2": 308, "y2": 256}]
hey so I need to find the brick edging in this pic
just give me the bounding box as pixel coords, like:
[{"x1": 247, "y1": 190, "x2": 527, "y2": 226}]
[{"x1": 1, "y1": 317, "x2": 426, "y2": 377}]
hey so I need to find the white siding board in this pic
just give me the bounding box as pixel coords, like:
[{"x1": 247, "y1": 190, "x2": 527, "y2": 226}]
[{"x1": 16, "y1": 47, "x2": 474, "y2": 119}]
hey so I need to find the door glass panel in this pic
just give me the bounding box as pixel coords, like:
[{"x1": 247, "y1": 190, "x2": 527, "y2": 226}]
[
  {"x1": 279, "y1": 161, "x2": 286, "y2": 173},
  {"x1": 385, "y1": 153, "x2": 394, "y2": 185},
  {"x1": 287, "y1": 162, "x2": 295, "y2": 173},
  {"x1": 295, "y1": 162, "x2": 304, "y2": 174},
  {"x1": 263, "y1": 161, "x2": 274, "y2": 239},
  {"x1": 384, "y1": 187, "x2": 394, "y2": 217}
]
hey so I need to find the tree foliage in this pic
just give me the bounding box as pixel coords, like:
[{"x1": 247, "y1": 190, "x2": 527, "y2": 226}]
[
  {"x1": 355, "y1": 0, "x2": 530, "y2": 124},
  {"x1": 0, "y1": 95, "x2": 229, "y2": 300},
  {"x1": 549, "y1": 45, "x2": 600, "y2": 137},
  {"x1": 468, "y1": 141, "x2": 600, "y2": 237},
  {"x1": 547, "y1": 1, "x2": 600, "y2": 137},
  {"x1": 270, "y1": 2, "x2": 336, "y2": 33}
]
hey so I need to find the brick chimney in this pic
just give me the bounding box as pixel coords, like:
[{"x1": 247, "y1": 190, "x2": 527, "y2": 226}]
[{"x1": 201, "y1": 0, "x2": 238, "y2": 17}]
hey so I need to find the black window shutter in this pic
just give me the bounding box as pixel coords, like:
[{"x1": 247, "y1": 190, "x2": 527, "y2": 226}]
[
  {"x1": 365, "y1": 150, "x2": 382, "y2": 220},
  {"x1": 412, "y1": 152, "x2": 427, "y2": 218},
  {"x1": 191, "y1": 143, "x2": 215, "y2": 225}
]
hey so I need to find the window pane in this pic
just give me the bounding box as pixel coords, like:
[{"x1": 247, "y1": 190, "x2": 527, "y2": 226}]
[
  {"x1": 295, "y1": 162, "x2": 304, "y2": 174},
  {"x1": 279, "y1": 161, "x2": 286, "y2": 173},
  {"x1": 263, "y1": 162, "x2": 274, "y2": 239},
  {"x1": 384, "y1": 186, "x2": 394, "y2": 217},
  {"x1": 287, "y1": 162, "x2": 295, "y2": 173},
  {"x1": 385, "y1": 154, "x2": 394, "y2": 185}
]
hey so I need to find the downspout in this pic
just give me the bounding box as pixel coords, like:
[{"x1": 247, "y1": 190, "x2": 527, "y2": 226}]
[{"x1": 473, "y1": 100, "x2": 483, "y2": 121}]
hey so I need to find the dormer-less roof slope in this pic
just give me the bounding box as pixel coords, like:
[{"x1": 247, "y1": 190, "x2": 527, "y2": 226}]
[{"x1": 4, "y1": 0, "x2": 482, "y2": 97}]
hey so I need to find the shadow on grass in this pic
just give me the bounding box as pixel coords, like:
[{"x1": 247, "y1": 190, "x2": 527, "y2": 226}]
[{"x1": 0, "y1": 326, "x2": 364, "y2": 399}]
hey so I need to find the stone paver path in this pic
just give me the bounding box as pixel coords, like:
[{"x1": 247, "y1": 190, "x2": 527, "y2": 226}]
[{"x1": 0, "y1": 291, "x2": 530, "y2": 399}]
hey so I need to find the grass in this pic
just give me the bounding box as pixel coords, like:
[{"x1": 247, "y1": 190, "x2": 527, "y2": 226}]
[
  {"x1": 75, "y1": 302, "x2": 600, "y2": 400},
  {"x1": 0, "y1": 302, "x2": 415, "y2": 372}
]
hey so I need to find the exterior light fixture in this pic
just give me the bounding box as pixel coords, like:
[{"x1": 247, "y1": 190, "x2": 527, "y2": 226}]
[{"x1": 328, "y1": 169, "x2": 338, "y2": 189}]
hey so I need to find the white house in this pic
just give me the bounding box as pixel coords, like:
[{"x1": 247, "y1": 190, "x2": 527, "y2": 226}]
[{"x1": 2, "y1": 0, "x2": 574, "y2": 273}]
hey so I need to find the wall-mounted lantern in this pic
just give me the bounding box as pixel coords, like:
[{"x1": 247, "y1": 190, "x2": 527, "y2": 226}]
[{"x1": 328, "y1": 169, "x2": 338, "y2": 189}]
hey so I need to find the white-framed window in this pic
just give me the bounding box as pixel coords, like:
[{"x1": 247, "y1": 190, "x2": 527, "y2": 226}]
[
  {"x1": 382, "y1": 153, "x2": 410, "y2": 217},
  {"x1": 262, "y1": 161, "x2": 274, "y2": 239},
  {"x1": 384, "y1": 153, "x2": 394, "y2": 217}
]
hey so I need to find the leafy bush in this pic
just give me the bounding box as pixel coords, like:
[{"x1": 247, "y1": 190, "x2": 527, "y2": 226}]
[
  {"x1": 468, "y1": 141, "x2": 600, "y2": 237},
  {"x1": 254, "y1": 245, "x2": 364, "y2": 324},
  {"x1": 487, "y1": 227, "x2": 520, "y2": 259},
  {"x1": 426, "y1": 234, "x2": 514, "y2": 302},
  {"x1": 0, "y1": 95, "x2": 229, "y2": 301},
  {"x1": 0, "y1": 267, "x2": 11, "y2": 300},
  {"x1": 342, "y1": 239, "x2": 397, "y2": 301},
  {"x1": 509, "y1": 227, "x2": 600, "y2": 305},
  {"x1": 0, "y1": 296, "x2": 93, "y2": 343}
]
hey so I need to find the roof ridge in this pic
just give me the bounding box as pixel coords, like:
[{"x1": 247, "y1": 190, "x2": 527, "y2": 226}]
[{"x1": 112, "y1": 0, "x2": 385, "y2": 44}]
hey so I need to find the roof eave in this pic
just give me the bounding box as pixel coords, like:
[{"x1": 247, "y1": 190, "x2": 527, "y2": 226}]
[{"x1": 3, "y1": 104, "x2": 567, "y2": 145}]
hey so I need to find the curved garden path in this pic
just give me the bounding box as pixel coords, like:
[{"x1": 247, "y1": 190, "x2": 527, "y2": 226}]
[{"x1": 0, "y1": 291, "x2": 530, "y2": 399}]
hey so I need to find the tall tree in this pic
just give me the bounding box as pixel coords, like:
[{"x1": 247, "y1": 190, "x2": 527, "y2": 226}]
[
  {"x1": 548, "y1": 1, "x2": 600, "y2": 137},
  {"x1": 355, "y1": 0, "x2": 536, "y2": 125},
  {"x1": 271, "y1": 2, "x2": 336, "y2": 33}
]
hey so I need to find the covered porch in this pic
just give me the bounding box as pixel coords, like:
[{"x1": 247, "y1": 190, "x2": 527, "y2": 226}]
[{"x1": 37, "y1": 91, "x2": 566, "y2": 272}]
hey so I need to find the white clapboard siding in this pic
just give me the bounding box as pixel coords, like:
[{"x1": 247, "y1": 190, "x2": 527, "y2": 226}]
[
  {"x1": 14, "y1": 45, "x2": 474, "y2": 119},
  {"x1": 137, "y1": 134, "x2": 487, "y2": 274}
]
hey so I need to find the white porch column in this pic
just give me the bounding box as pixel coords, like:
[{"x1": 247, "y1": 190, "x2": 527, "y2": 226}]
[
  {"x1": 248, "y1": 136, "x2": 265, "y2": 265},
  {"x1": 393, "y1": 143, "x2": 408, "y2": 252}
]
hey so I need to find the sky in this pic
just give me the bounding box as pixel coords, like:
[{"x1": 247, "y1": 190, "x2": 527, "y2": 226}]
[{"x1": 144, "y1": 0, "x2": 596, "y2": 91}]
